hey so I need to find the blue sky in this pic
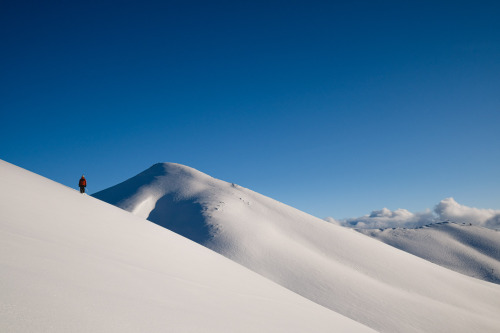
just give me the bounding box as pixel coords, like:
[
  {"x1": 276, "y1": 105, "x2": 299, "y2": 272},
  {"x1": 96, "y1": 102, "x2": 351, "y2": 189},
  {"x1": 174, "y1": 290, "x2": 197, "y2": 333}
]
[{"x1": 1, "y1": 0, "x2": 499, "y2": 219}]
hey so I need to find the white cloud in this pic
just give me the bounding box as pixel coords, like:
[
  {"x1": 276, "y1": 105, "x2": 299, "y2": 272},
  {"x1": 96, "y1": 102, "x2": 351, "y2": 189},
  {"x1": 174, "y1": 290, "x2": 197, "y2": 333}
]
[
  {"x1": 326, "y1": 197, "x2": 500, "y2": 230},
  {"x1": 328, "y1": 208, "x2": 435, "y2": 229},
  {"x1": 435, "y1": 197, "x2": 500, "y2": 228}
]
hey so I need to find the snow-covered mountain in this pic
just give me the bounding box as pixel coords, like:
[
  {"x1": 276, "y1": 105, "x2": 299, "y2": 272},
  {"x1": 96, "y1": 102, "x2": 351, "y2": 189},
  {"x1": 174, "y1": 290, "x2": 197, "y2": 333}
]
[
  {"x1": 358, "y1": 222, "x2": 500, "y2": 284},
  {"x1": 94, "y1": 162, "x2": 500, "y2": 333},
  {"x1": 0, "y1": 159, "x2": 374, "y2": 333}
]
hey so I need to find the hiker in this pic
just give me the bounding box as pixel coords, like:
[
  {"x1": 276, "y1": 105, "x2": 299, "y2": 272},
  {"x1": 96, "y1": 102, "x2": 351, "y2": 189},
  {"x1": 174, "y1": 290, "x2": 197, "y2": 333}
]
[{"x1": 79, "y1": 175, "x2": 87, "y2": 194}]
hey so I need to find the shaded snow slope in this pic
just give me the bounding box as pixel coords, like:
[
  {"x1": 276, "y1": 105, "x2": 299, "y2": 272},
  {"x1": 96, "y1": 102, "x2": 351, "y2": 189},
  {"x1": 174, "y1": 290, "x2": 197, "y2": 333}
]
[
  {"x1": 358, "y1": 222, "x2": 500, "y2": 284},
  {"x1": 94, "y1": 163, "x2": 500, "y2": 333},
  {"x1": 0, "y1": 160, "x2": 375, "y2": 333}
]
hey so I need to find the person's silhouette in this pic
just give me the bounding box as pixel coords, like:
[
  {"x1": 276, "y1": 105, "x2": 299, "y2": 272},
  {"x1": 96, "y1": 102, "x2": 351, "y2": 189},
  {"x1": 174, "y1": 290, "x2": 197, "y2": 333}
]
[{"x1": 79, "y1": 175, "x2": 87, "y2": 194}]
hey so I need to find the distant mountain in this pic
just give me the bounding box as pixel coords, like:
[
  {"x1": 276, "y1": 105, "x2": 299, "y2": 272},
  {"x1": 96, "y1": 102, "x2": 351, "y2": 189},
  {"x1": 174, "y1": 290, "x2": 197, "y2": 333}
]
[
  {"x1": 358, "y1": 222, "x2": 500, "y2": 284},
  {"x1": 0, "y1": 159, "x2": 372, "y2": 333},
  {"x1": 94, "y1": 162, "x2": 500, "y2": 333}
]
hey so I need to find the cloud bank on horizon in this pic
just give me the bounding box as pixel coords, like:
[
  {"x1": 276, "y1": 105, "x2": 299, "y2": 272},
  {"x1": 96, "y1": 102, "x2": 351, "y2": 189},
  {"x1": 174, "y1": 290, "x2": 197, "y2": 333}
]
[{"x1": 326, "y1": 198, "x2": 500, "y2": 230}]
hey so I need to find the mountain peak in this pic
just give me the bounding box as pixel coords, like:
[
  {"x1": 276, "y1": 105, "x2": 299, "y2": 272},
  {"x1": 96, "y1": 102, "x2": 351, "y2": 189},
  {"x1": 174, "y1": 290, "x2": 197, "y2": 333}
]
[
  {"x1": 93, "y1": 162, "x2": 500, "y2": 333},
  {"x1": 2, "y1": 159, "x2": 373, "y2": 333},
  {"x1": 93, "y1": 162, "x2": 217, "y2": 223},
  {"x1": 140, "y1": 162, "x2": 212, "y2": 180}
]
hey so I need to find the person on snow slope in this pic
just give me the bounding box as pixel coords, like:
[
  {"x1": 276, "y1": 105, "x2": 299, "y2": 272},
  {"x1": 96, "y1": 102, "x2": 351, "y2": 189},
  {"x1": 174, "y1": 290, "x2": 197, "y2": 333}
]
[{"x1": 79, "y1": 175, "x2": 87, "y2": 194}]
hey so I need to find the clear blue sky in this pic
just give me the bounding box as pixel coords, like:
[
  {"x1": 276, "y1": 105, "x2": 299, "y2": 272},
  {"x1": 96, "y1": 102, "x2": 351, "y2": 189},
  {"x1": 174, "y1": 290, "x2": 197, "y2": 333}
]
[{"x1": 1, "y1": 0, "x2": 499, "y2": 219}]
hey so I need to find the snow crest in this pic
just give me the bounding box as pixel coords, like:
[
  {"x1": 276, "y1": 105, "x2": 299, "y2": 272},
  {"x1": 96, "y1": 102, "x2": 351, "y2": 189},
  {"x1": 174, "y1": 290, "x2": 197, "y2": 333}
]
[
  {"x1": 94, "y1": 162, "x2": 500, "y2": 333},
  {"x1": 359, "y1": 222, "x2": 500, "y2": 284},
  {"x1": 0, "y1": 159, "x2": 374, "y2": 333}
]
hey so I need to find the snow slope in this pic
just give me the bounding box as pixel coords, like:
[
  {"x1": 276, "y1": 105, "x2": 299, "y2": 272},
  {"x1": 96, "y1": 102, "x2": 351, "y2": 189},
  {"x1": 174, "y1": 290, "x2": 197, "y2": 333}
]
[
  {"x1": 94, "y1": 163, "x2": 500, "y2": 333},
  {"x1": 358, "y1": 222, "x2": 500, "y2": 284},
  {"x1": 0, "y1": 159, "x2": 375, "y2": 333}
]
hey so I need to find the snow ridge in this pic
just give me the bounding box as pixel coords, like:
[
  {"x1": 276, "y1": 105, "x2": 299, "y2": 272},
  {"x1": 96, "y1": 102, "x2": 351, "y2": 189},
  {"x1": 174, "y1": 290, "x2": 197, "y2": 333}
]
[
  {"x1": 95, "y1": 162, "x2": 500, "y2": 333},
  {"x1": 359, "y1": 221, "x2": 500, "y2": 284},
  {"x1": 0, "y1": 159, "x2": 374, "y2": 333}
]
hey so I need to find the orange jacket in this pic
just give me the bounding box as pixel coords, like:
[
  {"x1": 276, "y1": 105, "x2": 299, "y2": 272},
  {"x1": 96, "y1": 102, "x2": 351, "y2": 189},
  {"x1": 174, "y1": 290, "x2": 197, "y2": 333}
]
[{"x1": 79, "y1": 177, "x2": 87, "y2": 187}]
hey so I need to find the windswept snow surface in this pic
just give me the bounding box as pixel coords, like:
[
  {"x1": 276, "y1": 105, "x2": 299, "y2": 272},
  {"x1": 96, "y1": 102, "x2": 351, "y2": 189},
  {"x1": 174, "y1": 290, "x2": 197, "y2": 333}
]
[
  {"x1": 0, "y1": 160, "x2": 375, "y2": 333},
  {"x1": 358, "y1": 222, "x2": 500, "y2": 284},
  {"x1": 94, "y1": 163, "x2": 500, "y2": 333}
]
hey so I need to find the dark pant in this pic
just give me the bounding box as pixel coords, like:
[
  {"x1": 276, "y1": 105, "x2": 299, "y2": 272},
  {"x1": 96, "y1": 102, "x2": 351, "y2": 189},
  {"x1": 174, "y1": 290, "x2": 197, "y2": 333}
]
[{"x1": 80, "y1": 186, "x2": 85, "y2": 193}]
